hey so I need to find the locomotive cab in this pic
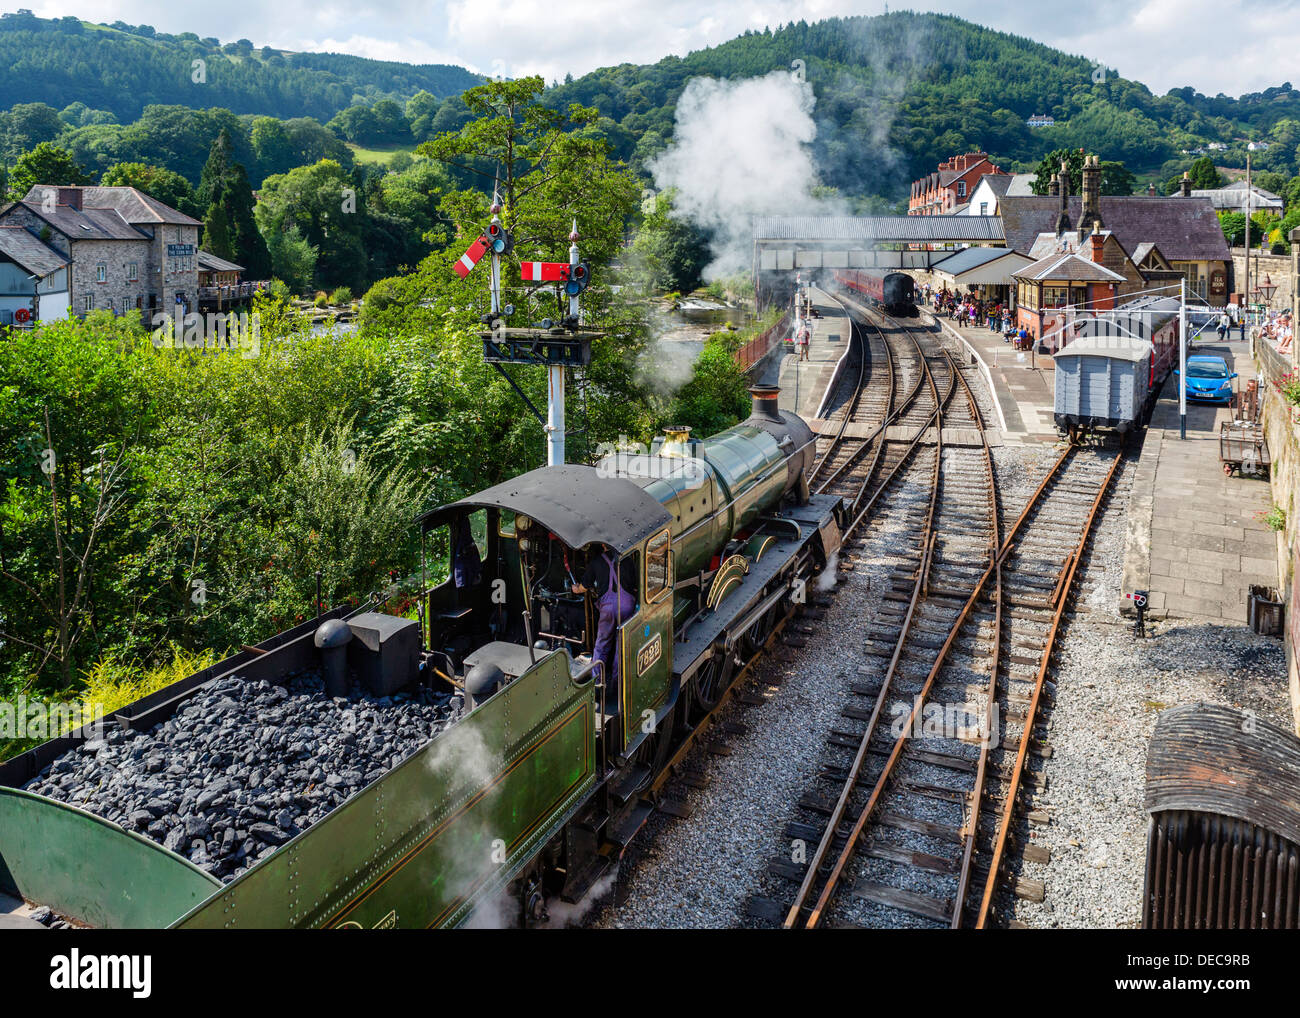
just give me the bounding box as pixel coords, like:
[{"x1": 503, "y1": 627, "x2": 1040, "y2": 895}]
[{"x1": 417, "y1": 467, "x2": 677, "y2": 758}]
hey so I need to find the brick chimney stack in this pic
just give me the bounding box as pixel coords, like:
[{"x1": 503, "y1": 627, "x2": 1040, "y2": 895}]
[
  {"x1": 1147, "y1": 182, "x2": 1156, "y2": 196},
  {"x1": 1054, "y1": 160, "x2": 1072, "y2": 237},
  {"x1": 1090, "y1": 222, "x2": 1105, "y2": 263},
  {"x1": 1077, "y1": 154, "x2": 1102, "y2": 234},
  {"x1": 1180, "y1": 172, "x2": 1192, "y2": 197},
  {"x1": 57, "y1": 187, "x2": 82, "y2": 210}
]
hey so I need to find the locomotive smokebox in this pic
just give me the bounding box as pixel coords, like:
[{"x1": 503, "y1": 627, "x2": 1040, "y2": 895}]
[{"x1": 749, "y1": 385, "x2": 782, "y2": 421}]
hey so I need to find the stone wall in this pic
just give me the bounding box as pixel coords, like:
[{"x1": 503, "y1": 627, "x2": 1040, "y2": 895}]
[
  {"x1": 1255, "y1": 336, "x2": 1300, "y2": 729},
  {"x1": 70, "y1": 237, "x2": 153, "y2": 315},
  {"x1": 1232, "y1": 249, "x2": 1292, "y2": 310}
]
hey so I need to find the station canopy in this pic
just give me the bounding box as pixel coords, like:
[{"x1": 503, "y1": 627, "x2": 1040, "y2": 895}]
[{"x1": 928, "y1": 247, "x2": 1033, "y2": 285}]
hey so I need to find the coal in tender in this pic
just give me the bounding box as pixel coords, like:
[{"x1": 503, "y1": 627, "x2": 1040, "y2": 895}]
[{"x1": 23, "y1": 671, "x2": 458, "y2": 883}]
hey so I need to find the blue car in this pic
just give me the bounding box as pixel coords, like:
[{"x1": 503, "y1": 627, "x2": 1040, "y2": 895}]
[{"x1": 1176, "y1": 355, "x2": 1237, "y2": 404}]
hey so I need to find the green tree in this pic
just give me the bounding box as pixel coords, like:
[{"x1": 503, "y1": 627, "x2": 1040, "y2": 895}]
[
  {"x1": 254, "y1": 159, "x2": 365, "y2": 290},
  {"x1": 1029, "y1": 149, "x2": 1135, "y2": 195},
  {"x1": 630, "y1": 189, "x2": 711, "y2": 292},
  {"x1": 6, "y1": 142, "x2": 92, "y2": 199},
  {"x1": 197, "y1": 130, "x2": 272, "y2": 277}
]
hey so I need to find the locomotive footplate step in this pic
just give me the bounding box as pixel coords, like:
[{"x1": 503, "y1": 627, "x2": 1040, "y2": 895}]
[
  {"x1": 609, "y1": 763, "x2": 652, "y2": 805},
  {"x1": 605, "y1": 800, "x2": 655, "y2": 848},
  {"x1": 559, "y1": 852, "x2": 614, "y2": 905}
]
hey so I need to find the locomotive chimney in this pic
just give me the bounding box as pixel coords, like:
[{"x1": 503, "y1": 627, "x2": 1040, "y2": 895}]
[
  {"x1": 659, "y1": 425, "x2": 693, "y2": 457},
  {"x1": 749, "y1": 385, "x2": 782, "y2": 421}
]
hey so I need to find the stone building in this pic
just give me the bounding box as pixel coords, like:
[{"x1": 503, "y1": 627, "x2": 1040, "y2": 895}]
[{"x1": 0, "y1": 185, "x2": 202, "y2": 324}]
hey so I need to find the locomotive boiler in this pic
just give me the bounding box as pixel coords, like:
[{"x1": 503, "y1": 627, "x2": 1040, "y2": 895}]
[{"x1": 0, "y1": 387, "x2": 844, "y2": 929}]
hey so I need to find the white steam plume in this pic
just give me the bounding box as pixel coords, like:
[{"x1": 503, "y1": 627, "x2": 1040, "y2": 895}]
[{"x1": 650, "y1": 71, "x2": 836, "y2": 281}]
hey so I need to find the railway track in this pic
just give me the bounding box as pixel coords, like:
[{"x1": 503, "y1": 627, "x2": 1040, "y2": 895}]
[{"x1": 747, "y1": 298, "x2": 1123, "y2": 930}]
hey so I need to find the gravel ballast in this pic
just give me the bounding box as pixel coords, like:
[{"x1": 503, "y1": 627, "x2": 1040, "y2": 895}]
[{"x1": 24, "y1": 672, "x2": 458, "y2": 882}]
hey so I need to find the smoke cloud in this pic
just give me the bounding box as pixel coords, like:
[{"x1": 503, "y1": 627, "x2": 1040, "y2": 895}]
[{"x1": 650, "y1": 70, "x2": 832, "y2": 280}]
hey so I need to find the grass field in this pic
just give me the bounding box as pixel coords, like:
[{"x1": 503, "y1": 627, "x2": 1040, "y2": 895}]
[{"x1": 347, "y1": 142, "x2": 418, "y2": 166}]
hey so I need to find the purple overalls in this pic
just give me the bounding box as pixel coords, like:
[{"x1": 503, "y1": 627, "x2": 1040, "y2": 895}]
[{"x1": 593, "y1": 553, "x2": 636, "y2": 701}]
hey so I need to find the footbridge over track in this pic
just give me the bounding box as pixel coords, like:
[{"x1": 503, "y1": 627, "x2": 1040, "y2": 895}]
[{"x1": 753, "y1": 214, "x2": 1006, "y2": 309}]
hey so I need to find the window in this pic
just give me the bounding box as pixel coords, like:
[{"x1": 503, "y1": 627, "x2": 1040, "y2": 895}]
[
  {"x1": 979, "y1": 202, "x2": 989, "y2": 215},
  {"x1": 82, "y1": 295, "x2": 93, "y2": 312},
  {"x1": 645, "y1": 529, "x2": 671, "y2": 603},
  {"x1": 95, "y1": 263, "x2": 107, "y2": 283},
  {"x1": 957, "y1": 181, "x2": 967, "y2": 197},
  {"x1": 127, "y1": 262, "x2": 138, "y2": 281}
]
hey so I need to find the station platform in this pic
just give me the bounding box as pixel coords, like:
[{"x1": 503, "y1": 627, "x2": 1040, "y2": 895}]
[
  {"x1": 1120, "y1": 338, "x2": 1277, "y2": 621},
  {"x1": 768, "y1": 287, "x2": 852, "y2": 421},
  {"x1": 922, "y1": 306, "x2": 1059, "y2": 443}
]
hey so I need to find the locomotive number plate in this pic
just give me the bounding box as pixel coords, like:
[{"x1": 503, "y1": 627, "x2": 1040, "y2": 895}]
[{"x1": 637, "y1": 633, "x2": 663, "y2": 676}]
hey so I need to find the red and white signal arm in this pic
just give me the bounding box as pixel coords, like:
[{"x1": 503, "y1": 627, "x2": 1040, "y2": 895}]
[
  {"x1": 1126, "y1": 591, "x2": 1148, "y2": 608},
  {"x1": 519, "y1": 261, "x2": 569, "y2": 283},
  {"x1": 453, "y1": 235, "x2": 489, "y2": 279}
]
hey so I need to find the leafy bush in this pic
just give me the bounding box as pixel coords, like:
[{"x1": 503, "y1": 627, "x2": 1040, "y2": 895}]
[{"x1": 329, "y1": 286, "x2": 353, "y2": 305}]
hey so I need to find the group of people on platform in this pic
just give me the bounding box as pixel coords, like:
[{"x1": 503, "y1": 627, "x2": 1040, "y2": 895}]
[
  {"x1": 922, "y1": 285, "x2": 1014, "y2": 335},
  {"x1": 1255, "y1": 310, "x2": 1293, "y2": 355}
]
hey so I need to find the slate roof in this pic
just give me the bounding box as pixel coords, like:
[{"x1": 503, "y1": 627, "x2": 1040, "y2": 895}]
[
  {"x1": 979, "y1": 174, "x2": 1014, "y2": 198},
  {"x1": 753, "y1": 215, "x2": 1005, "y2": 243},
  {"x1": 930, "y1": 246, "x2": 1024, "y2": 273},
  {"x1": 1190, "y1": 181, "x2": 1284, "y2": 211},
  {"x1": 0, "y1": 226, "x2": 69, "y2": 277},
  {"x1": 21, "y1": 185, "x2": 201, "y2": 227},
  {"x1": 998, "y1": 195, "x2": 1230, "y2": 262},
  {"x1": 15, "y1": 201, "x2": 150, "y2": 242},
  {"x1": 197, "y1": 250, "x2": 244, "y2": 273},
  {"x1": 1013, "y1": 250, "x2": 1127, "y2": 283}
]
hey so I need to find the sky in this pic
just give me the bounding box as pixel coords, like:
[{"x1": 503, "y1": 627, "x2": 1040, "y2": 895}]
[{"x1": 22, "y1": 0, "x2": 1300, "y2": 98}]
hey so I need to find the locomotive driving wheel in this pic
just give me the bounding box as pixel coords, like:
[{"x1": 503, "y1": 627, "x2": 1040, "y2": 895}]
[{"x1": 690, "y1": 650, "x2": 730, "y2": 720}]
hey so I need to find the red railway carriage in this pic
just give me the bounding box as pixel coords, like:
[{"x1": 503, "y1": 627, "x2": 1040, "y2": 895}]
[{"x1": 833, "y1": 269, "x2": 917, "y2": 317}]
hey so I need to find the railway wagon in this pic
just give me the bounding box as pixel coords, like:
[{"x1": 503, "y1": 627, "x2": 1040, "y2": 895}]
[
  {"x1": 1143, "y1": 704, "x2": 1300, "y2": 929},
  {"x1": 834, "y1": 268, "x2": 916, "y2": 317},
  {"x1": 1052, "y1": 309, "x2": 1178, "y2": 439},
  {"x1": 0, "y1": 386, "x2": 844, "y2": 929}
]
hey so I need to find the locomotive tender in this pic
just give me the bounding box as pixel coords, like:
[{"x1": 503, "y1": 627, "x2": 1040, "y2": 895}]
[
  {"x1": 833, "y1": 268, "x2": 917, "y2": 317},
  {"x1": 0, "y1": 386, "x2": 844, "y2": 928}
]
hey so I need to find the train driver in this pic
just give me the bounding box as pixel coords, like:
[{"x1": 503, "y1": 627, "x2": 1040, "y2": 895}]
[{"x1": 571, "y1": 545, "x2": 637, "y2": 707}]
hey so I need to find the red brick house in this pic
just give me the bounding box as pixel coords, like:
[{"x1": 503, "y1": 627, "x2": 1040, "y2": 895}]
[{"x1": 909, "y1": 152, "x2": 1008, "y2": 216}]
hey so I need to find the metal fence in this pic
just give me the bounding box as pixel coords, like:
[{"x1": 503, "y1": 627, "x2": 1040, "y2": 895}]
[{"x1": 735, "y1": 313, "x2": 790, "y2": 371}]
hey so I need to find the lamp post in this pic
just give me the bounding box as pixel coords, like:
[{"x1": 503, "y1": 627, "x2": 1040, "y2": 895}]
[{"x1": 1178, "y1": 277, "x2": 1188, "y2": 440}]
